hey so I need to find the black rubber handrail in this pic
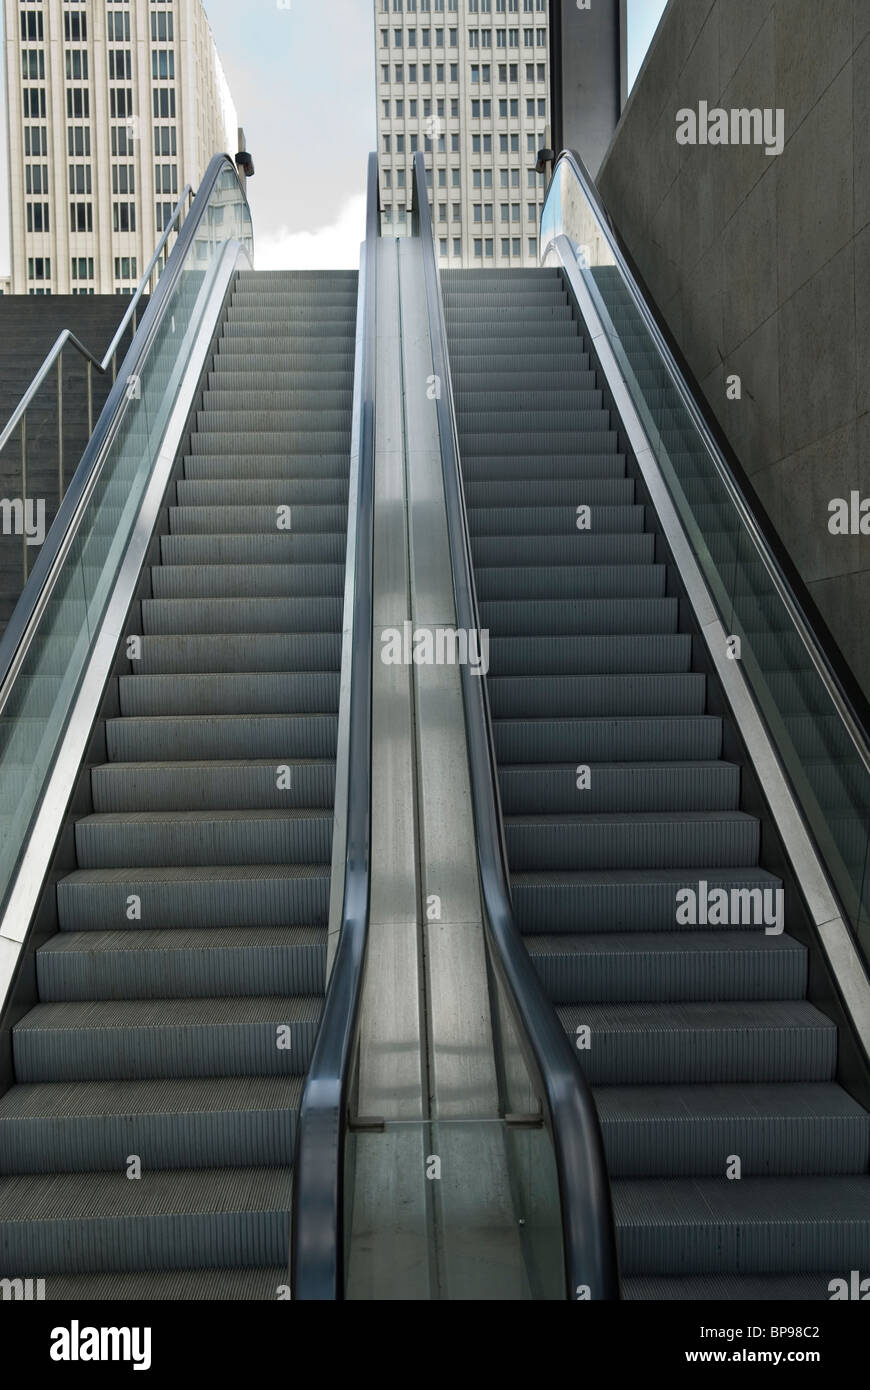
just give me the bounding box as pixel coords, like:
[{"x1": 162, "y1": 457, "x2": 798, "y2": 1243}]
[
  {"x1": 0, "y1": 153, "x2": 251, "y2": 705},
  {"x1": 290, "y1": 153, "x2": 378, "y2": 1301},
  {"x1": 550, "y1": 147, "x2": 870, "y2": 776},
  {"x1": 411, "y1": 151, "x2": 620, "y2": 1301}
]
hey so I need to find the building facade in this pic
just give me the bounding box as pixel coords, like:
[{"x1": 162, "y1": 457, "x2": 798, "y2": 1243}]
[
  {"x1": 4, "y1": 0, "x2": 239, "y2": 295},
  {"x1": 374, "y1": 0, "x2": 550, "y2": 268}
]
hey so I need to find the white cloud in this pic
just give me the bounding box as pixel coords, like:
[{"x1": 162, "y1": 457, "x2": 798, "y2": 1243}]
[{"x1": 253, "y1": 194, "x2": 366, "y2": 271}]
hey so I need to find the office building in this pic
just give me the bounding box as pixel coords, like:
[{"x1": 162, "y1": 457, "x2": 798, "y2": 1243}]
[
  {"x1": 4, "y1": 0, "x2": 239, "y2": 295},
  {"x1": 374, "y1": 0, "x2": 551, "y2": 268}
]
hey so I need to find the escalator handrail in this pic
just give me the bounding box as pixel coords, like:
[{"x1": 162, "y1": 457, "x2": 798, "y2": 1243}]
[
  {"x1": 411, "y1": 151, "x2": 620, "y2": 1301},
  {"x1": 0, "y1": 153, "x2": 250, "y2": 713},
  {"x1": 289, "y1": 153, "x2": 378, "y2": 1301},
  {"x1": 547, "y1": 147, "x2": 870, "y2": 781}
]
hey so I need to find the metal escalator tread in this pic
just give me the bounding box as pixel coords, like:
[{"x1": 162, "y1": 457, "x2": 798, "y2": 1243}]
[
  {"x1": 443, "y1": 266, "x2": 870, "y2": 1297},
  {"x1": 0, "y1": 268, "x2": 357, "y2": 1291},
  {"x1": 29, "y1": 1268, "x2": 289, "y2": 1300}
]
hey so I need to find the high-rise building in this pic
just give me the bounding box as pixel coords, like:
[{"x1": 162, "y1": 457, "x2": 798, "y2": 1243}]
[
  {"x1": 4, "y1": 0, "x2": 240, "y2": 295},
  {"x1": 374, "y1": 0, "x2": 551, "y2": 269}
]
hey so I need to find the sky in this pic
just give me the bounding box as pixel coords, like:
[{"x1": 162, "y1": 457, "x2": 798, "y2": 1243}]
[{"x1": 0, "y1": 0, "x2": 669, "y2": 276}]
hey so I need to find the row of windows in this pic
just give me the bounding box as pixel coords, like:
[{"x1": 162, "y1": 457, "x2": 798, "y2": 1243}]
[
  {"x1": 26, "y1": 165, "x2": 176, "y2": 197},
  {"x1": 23, "y1": 85, "x2": 177, "y2": 124},
  {"x1": 472, "y1": 236, "x2": 538, "y2": 255},
  {"x1": 381, "y1": 21, "x2": 545, "y2": 46},
  {"x1": 380, "y1": 1, "x2": 546, "y2": 14},
  {"x1": 25, "y1": 198, "x2": 172, "y2": 237},
  {"x1": 384, "y1": 95, "x2": 546, "y2": 118},
  {"x1": 26, "y1": 256, "x2": 140, "y2": 288},
  {"x1": 382, "y1": 60, "x2": 545, "y2": 84},
  {"x1": 108, "y1": 13, "x2": 176, "y2": 41},
  {"x1": 384, "y1": 130, "x2": 542, "y2": 155},
  {"x1": 25, "y1": 48, "x2": 176, "y2": 82},
  {"x1": 428, "y1": 235, "x2": 539, "y2": 260},
  {"x1": 384, "y1": 165, "x2": 542, "y2": 190},
  {"x1": 23, "y1": 125, "x2": 177, "y2": 166}
]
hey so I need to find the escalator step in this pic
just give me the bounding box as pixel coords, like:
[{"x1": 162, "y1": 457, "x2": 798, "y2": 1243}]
[
  {"x1": 613, "y1": 1177, "x2": 870, "y2": 1275},
  {"x1": 13, "y1": 997, "x2": 323, "y2": 1083},
  {"x1": 0, "y1": 1076, "x2": 304, "y2": 1172},
  {"x1": 36, "y1": 928, "x2": 326, "y2": 1001},
  {"x1": 594, "y1": 1083, "x2": 870, "y2": 1178},
  {"x1": 528, "y1": 931, "x2": 805, "y2": 1003},
  {"x1": 0, "y1": 1167, "x2": 296, "y2": 1273},
  {"x1": 57, "y1": 864, "x2": 331, "y2": 931},
  {"x1": 556, "y1": 1000, "x2": 836, "y2": 1085}
]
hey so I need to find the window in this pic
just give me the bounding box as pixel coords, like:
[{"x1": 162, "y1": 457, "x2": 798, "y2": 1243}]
[
  {"x1": 68, "y1": 126, "x2": 91, "y2": 157},
  {"x1": 110, "y1": 89, "x2": 133, "y2": 118},
  {"x1": 107, "y1": 11, "x2": 131, "y2": 41},
  {"x1": 65, "y1": 50, "x2": 88, "y2": 80},
  {"x1": 25, "y1": 164, "x2": 48, "y2": 195},
  {"x1": 453, "y1": 238, "x2": 461, "y2": 256},
  {"x1": 114, "y1": 257, "x2": 138, "y2": 281},
  {"x1": 25, "y1": 203, "x2": 49, "y2": 232},
  {"x1": 26, "y1": 127, "x2": 48, "y2": 157},
  {"x1": 27, "y1": 256, "x2": 50, "y2": 280},
  {"x1": 528, "y1": 237, "x2": 537, "y2": 257},
  {"x1": 71, "y1": 257, "x2": 95, "y2": 281},
  {"x1": 152, "y1": 51, "x2": 175, "y2": 80},
  {"x1": 108, "y1": 50, "x2": 131, "y2": 80},
  {"x1": 112, "y1": 164, "x2": 135, "y2": 195},
  {"x1": 113, "y1": 202, "x2": 136, "y2": 233},
  {"x1": 21, "y1": 11, "x2": 44, "y2": 40},
  {"x1": 153, "y1": 89, "x2": 176, "y2": 118},
  {"x1": 154, "y1": 126, "x2": 178, "y2": 156},
  {"x1": 151, "y1": 11, "x2": 175, "y2": 41},
  {"x1": 23, "y1": 89, "x2": 47, "y2": 119},
  {"x1": 70, "y1": 202, "x2": 93, "y2": 232},
  {"x1": 69, "y1": 165, "x2": 92, "y2": 195},
  {"x1": 21, "y1": 50, "x2": 45, "y2": 81}
]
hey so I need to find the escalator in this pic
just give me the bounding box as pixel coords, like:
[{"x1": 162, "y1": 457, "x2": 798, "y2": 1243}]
[
  {"x1": 442, "y1": 261, "x2": 870, "y2": 1297},
  {"x1": 0, "y1": 157, "x2": 362, "y2": 1297}
]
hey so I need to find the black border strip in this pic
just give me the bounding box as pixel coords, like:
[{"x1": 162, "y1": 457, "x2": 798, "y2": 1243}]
[
  {"x1": 289, "y1": 154, "x2": 378, "y2": 1301},
  {"x1": 411, "y1": 151, "x2": 620, "y2": 1302}
]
